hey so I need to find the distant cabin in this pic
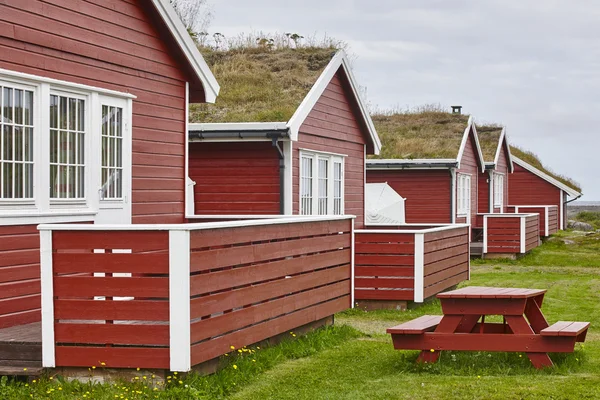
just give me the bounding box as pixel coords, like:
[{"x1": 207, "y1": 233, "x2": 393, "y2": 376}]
[
  {"x1": 187, "y1": 48, "x2": 381, "y2": 228},
  {"x1": 476, "y1": 125, "x2": 513, "y2": 214}
]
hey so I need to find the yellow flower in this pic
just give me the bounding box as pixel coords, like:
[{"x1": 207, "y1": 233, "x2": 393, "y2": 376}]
[
  {"x1": 167, "y1": 376, "x2": 172, "y2": 380},
  {"x1": 233, "y1": 364, "x2": 238, "y2": 370},
  {"x1": 430, "y1": 349, "x2": 435, "y2": 353},
  {"x1": 153, "y1": 388, "x2": 158, "y2": 391},
  {"x1": 151, "y1": 374, "x2": 155, "y2": 379},
  {"x1": 252, "y1": 359, "x2": 256, "y2": 362},
  {"x1": 32, "y1": 380, "x2": 36, "y2": 383},
  {"x1": 25, "y1": 384, "x2": 29, "y2": 387},
  {"x1": 100, "y1": 362, "x2": 106, "y2": 366},
  {"x1": 58, "y1": 387, "x2": 62, "y2": 391},
  {"x1": 230, "y1": 345, "x2": 235, "y2": 350},
  {"x1": 92, "y1": 366, "x2": 96, "y2": 369},
  {"x1": 256, "y1": 346, "x2": 260, "y2": 349},
  {"x1": 292, "y1": 334, "x2": 296, "y2": 337},
  {"x1": 173, "y1": 371, "x2": 177, "y2": 375},
  {"x1": 477, "y1": 376, "x2": 481, "y2": 379},
  {"x1": 23, "y1": 368, "x2": 27, "y2": 371},
  {"x1": 179, "y1": 380, "x2": 183, "y2": 384},
  {"x1": 134, "y1": 376, "x2": 139, "y2": 380},
  {"x1": 136, "y1": 367, "x2": 140, "y2": 371},
  {"x1": 143, "y1": 376, "x2": 147, "y2": 380},
  {"x1": 238, "y1": 349, "x2": 242, "y2": 353},
  {"x1": 519, "y1": 354, "x2": 522, "y2": 358},
  {"x1": 49, "y1": 376, "x2": 53, "y2": 380}
]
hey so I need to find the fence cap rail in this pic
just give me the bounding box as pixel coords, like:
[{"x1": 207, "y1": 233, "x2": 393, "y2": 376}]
[
  {"x1": 507, "y1": 205, "x2": 558, "y2": 209},
  {"x1": 356, "y1": 223, "x2": 470, "y2": 235},
  {"x1": 479, "y1": 213, "x2": 539, "y2": 218},
  {"x1": 38, "y1": 215, "x2": 355, "y2": 232},
  {"x1": 186, "y1": 214, "x2": 298, "y2": 220}
]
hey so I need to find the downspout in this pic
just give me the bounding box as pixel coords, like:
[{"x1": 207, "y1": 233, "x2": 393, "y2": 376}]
[
  {"x1": 449, "y1": 168, "x2": 457, "y2": 223},
  {"x1": 269, "y1": 134, "x2": 285, "y2": 215},
  {"x1": 564, "y1": 192, "x2": 583, "y2": 228}
]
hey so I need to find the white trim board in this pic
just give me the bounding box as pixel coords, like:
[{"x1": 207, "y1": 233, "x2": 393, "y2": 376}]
[
  {"x1": 456, "y1": 116, "x2": 486, "y2": 173},
  {"x1": 512, "y1": 156, "x2": 581, "y2": 198},
  {"x1": 151, "y1": 0, "x2": 219, "y2": 103}
]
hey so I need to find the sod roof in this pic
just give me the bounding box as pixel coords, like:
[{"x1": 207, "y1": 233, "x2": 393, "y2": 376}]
[
  {"x1": 476, "y1": 125, "x2": 504, "y2": 162},
  {"x1": 510, "y1": 146, "x2": 582, "y2": 193},
  {"x1": 369, "y1": 111, "x2": 470, "y2": 160},
  {"x1": 188, "y1": 46, "x2": 337, "y2": 123}
]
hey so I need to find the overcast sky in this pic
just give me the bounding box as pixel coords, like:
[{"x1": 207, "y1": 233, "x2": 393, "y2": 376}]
[{"x1": 209, "y1": 0, "x2": 599, "y2": 200}]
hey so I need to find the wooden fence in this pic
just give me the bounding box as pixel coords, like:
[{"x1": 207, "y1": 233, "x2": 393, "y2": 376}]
[
  {"x1": 39, "y1": 216, "x2": 353, "y2": 371},
  {"x1": 482, "y1": 213, "x2": 540, "y2": 254},
  {"x1": 508, "y1": 205, "x2": 559, "y2": 237},
  {"x1": 354, "y1": 225, "x2": 470, "y2": 302}
]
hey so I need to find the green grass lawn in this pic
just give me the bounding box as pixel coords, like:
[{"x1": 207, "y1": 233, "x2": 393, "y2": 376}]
[{"x1": 2, "y1": 230, "x2": 599, "y2": 399}]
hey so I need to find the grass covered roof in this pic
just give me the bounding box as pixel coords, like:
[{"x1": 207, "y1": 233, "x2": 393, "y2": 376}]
[
  {"x1": 189, "y1": 45, "x2": 337, "y2": 123},
  {"x1": 476, "y1": 125, "x2": 504, "y2": 162},
  {"x1": 510, "y1": 146, "x2": 582, "y2": 193},
  {"x1": 369, "y1": 110, "x2": 470, "y2": 160}
]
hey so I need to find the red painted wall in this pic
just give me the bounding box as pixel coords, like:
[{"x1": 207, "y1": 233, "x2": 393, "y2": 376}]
[
  {"x1": 292, "y1": 69, "x2": 369, "y2": 228},
  {"x1": 189, "y1": 142, "x2": 281, "y2": 214},
  {"x1": 508, "y1": 164, "x2": 562, "y2": 210},
  {"x1": 477, "y1": 141, "x2": 510, "y2": 215},
  {"x1": 456, "y1": 129, "x2": 480, "y2": 225},
  {"x1": 0, "y1": 0, "x2": 200, "y2": 327},
  {"x1": 366, "y1": 170, "x2": 452, "y2": 223}
]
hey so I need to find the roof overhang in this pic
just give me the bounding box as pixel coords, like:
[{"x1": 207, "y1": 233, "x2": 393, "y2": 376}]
[
  {"x1": 151, "y1": 0, "x2": 220, "y2": 103},
  {"x1": 494, "y1": 128, "x2": 514, "y2": 173},
  {"x1": 367, "y1": 159, "x2": 459, "y2": 170},
  {"x1": 286, "y1": 50, "x2": 382, "y2": 155},
  {"x1": 188, "y1": 122, "x2": 290, "y2": 141},
  {"x1": 512, "y1": 156, "x2": 581, "y2": 198},
  {"x1": 456, "y1": 116, "x2": 486, "y2": 173}
]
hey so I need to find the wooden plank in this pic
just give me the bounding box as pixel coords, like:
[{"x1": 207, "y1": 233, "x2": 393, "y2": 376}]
[
  {"x1": 0, "y1": 279, "x2": 39, "y2": 300},
  {"x1": 0, "y1": 310, "x2": 39, "y2": 330},
  {"x1": 53, "y1": 253, "x2": 169, "y2": 274},
  {"x1": 190, "y1": 234, "x2": 350, "y2": 272},
  {"x1": 0, "y1": 294, "x2": 40, "y2": 315},
  {"x1": 354, "y1": 266, "x2": 414, "y2": 278},
  {"x1": 354, "y1": 277, "x2": 413, "y2": 289},
  {"x1": 190, "y1": 249, "x2": 350, "y2": 296},
  {"x1": 0, "y1": 265, "x2": 40, "y2": 284},
  {"x1": 354, "y1": 288, "x2": 414, "y2": 301},
  {"x1": 52, "y1": 231, "x2": 169, "y2": 251},
  {"x1": 424, "y1": 264, "x2": 469, "y2": 287},
  {"x1": 54, "y1": 276, "x2": 169, "y2": 298},
  {"x1": 0, "y1": 343, "x2": 41, "y2": 361},
  {"x1": 354, "y1": 242, "x2": 414, "y2": 255},
  {"x1": 541, "y1": 322, "x2": 590, "y2": 337},
  {"x1": 0, "y1": 249, "x2": 39, "y2": 268},
  {"x1": 190, "y1": 296, "x2": 349, "y2": 366},
  {"x1": 354, "y1": 233, "x2": 414, "y2": 244},
  {"x1": 424, "y1": 245, "x2": 468, "y2": 265},
  {"x1": 424, "y1": 253, "x2": 469, "y2": 276},
  {"x1": 387, "y1": 315, "x2": 443, "y2": 334},
  {"x1": 55, "y1": 346, "x2": 169, "y2": 369},
  {"x1": 440, "y1": 298, "x2": 527, "y2": 315},
  {"x1": 354, "y1": 254, "x2": 415, "y2": 267},
  {"x1": 54, "y1": 323, "x2": 169, "y2": 345},
  {"x1": 191, "y1": 281, "x2": 349, "y2": 343},
  {"x1": 425, "y1": 228, "x2": 468, "y2": 242},
  {"x1": 54, "y1": 299, "x2": 169, "y2": 321},
  {"x1": 190, "y1": 265, "x2": 350, "y2": 319},
  {"x1": 424, "y1": 234, "x2": 468, "y2": 253}
]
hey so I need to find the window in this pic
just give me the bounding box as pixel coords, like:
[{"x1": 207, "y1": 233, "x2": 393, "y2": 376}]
[
  {"x1": 1, "y1": 84, "x2": 34, "y2": 199},
  {"x1": 493, "y1": 173, "x2": 504, "y2": 208},
  {"x1": 299, "y1": 150, "x2": 344, "y2": 216},
  {"x1": 0, "y1": 69, "x2": 132, "y2": 224},
  {"x1": 456, "y1": 173, "x2": 471, "y2": 216}
]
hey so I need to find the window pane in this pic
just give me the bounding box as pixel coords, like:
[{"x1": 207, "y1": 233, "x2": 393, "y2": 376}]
[
  {"x1": 3, "y1": 87, "x2": 12, "y2": 122},
  {"x1": 14, "y1": 127, "x2": 23, "y2": 161},
  {"x1": 69, "y1": 98, "x2": 77, "y2": 132},
  {"x1": 50, "y1": 165, "x2": 58, "y2": 198},
  {"x1": 78, "y1": 100, "x2": 85, "y2": 131},
  {"x1": 101, "y1": 105, "x2": 123, "y2": 200},
  {"x1": 25, "y1": 164, "x2": 33, "y2": 198},
  {"x1": 14, "y1": 89, "x2": 23, "y2": 125},
  {"x1": 318, "y1": 158, "x2": 328, "y2": 215},
  {"x1": 25, "y1": 127, "x2": 33, "y2": 162},
  {"x1": 78, "y1": 132, "x2": 84, "y2": 164},
  {"x1": 14, "y1": 163, "x2": 23, "y2": 198},
  {"x1": 59, "y1": 131, "x2": 67, "y2": 164},
  {"x1": 3, "y1": 125, "x2": 13, "y2": 161},
  {"x1": 50, "y1": 95, "x2": 58, "y2": 129},
  {"x1": 24, "y1": 91, "x2": 33, "y2": 126},
  {"x1": 59, "y1": 96, "x2": 67, "y2": 129}
]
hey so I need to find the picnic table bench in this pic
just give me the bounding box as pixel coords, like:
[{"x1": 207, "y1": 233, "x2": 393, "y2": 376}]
[{"x1": 387, "y1": 286, "x2": 590, "y2": 368}]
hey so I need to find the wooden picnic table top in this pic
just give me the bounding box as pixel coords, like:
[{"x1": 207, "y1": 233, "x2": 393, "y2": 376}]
[{"x1": 437, "y1": 286, "x2": 546, "y2": 300}]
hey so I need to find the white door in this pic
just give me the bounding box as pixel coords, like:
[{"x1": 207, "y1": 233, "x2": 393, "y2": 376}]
[{"x1": 95, "y1": 96, "x2": 132, "y2": 224}]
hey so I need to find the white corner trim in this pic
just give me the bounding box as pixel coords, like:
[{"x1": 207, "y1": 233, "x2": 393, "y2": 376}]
[
  {"x1": 189, "y1": 122, "x2": 288, "y2": 132},
  {"x1": 356, "y1": 223, "x2": 470, "y2": 235},
  {"x1": 512, "y1": 156, "x2": 581, "y2": 198},
  {"x1": 483, "y1": 215, "x2": 488, "y2": 254},
  {"x1": 151, "y1": 0, "x2": 220, "y2": 103},
  {"x1": 169, "y1": 230, "x2": 191, "y2": 371},
  {"x1": 545, "y1": 210, "x2": 549, "y2": 236},
  {"x1": 284, "y1": 140, "x2": 293, "y2": 214},
  {"x1": 40, "y1": 230, "x2": 55, "y2": 368},
  {"x1": 286, "y1": 51, "x2": 381, "y2": 154},
  {"x1": 413, "y1": 233, "x2": 425, "y2": 303},
  {"x1": 350, "y1": 219, "x2": 355, "y2": 308},
  {"x1": 560, "y1": 192, "x2": 564, "y2": 230},
  {"x1": 520, "y1": 216, "x2": 526, "y2": 254}
]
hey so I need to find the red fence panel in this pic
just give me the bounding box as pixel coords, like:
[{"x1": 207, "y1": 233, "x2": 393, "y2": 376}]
[{"x1": 485, "y1": 216, "x2": 522, "y2": 253}]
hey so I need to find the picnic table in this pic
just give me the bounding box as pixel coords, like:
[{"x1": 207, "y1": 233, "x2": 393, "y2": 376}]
[{"x1": 387, "y1": 286, "x2": 590, "y2": 368}]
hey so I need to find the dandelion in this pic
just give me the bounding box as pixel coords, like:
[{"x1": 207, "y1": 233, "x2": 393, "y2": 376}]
[
  {"x1": 143, "y1": 376, "x2": 147, "y2": 380},
  {"x1": 134, "y1": 376, "x2": 139, "y2": 380},
  {"x1": 58, "y1": 387, "x2": 63, "y2": 391},
  {"x1": 136, "y1": 367, "x2": 140, "y2": 371},
  {"x1": 49, "y1": 376, "x2": 53, "y2": 380},
  {"x1": 23, "y1": 368, "x2": 27, "y2": 371},
  {"x1": 179, "y1": 380, "x2": 183, "y2": 384},
  {"x1": 151, "y1": 374, "x2": 155, "y2": 379},
  {"x1": 238, "y1": 349, "x2": 242, "y2": 353},
  {"x1": 173, "y1": 371, "x2": 177, "y2": 375},
  {"x1": 292, "y1": 334, "x2": 296, "y2": 337},
  {"x1": 519, "y1": 354, "x2": 522, "y2": 358},
  {"x1": 477, "y1": 376, "x2": 481, "y2": 379},
  {"x1": 252, "y1": 359, "x2": 256, "y2": 362},
  {"x1": 230, "y1": 345, "x2": 235, "y2": 350},
  {"x1": 167, "y1": 376, "x2": 172, "y2": 380},
  {"x1": 92, "y1": 366, "x2": 96, "y2": 369},
  {"x1": 257, "y1": 346, "x2": 260, "y2": 350},
  {"x1": 154, "y1": 388, "x2": 159, "y2": 391},
  {"x1": 32, "y1": 380, "x2": 36, "y2": 383},
  {"x1": 430, "y1": 349, "x2": 435, "y2": 353},
  {"x1": 576, "y1": 358, "x2": 579, "y2": 361},
  {"x1": 233, "y1": 364, "x2": 238, "y2": 370},
  {"x1": 100, "y1": 362, "x2": 106, "y2": 366}
]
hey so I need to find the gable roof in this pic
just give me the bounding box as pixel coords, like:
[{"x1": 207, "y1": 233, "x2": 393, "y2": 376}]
[
  {"x1": 512, "y1": 156, "x2": 581, "y2": 198},
  {"x1": 477, "y1": 125, "x2": 514, "y2": 172},
  {"x1": 368, "y1": 111, "x2": 484, "y2": 171},
  {"x1": 189, "y1": 48, "x2": 380, "y2": 154},
  {"x1": 151, "y1": 0, "x2": 220, "y2": 102}
]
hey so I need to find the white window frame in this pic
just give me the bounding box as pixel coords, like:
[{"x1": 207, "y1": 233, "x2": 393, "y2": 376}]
[
  {"x1": 456, "y1": 173, "x2": 471, "y2": 217},
  {"x1": 299, "y1": 150, "x2": 345, "y2": 216},
  {"x1": 0, "y1": 69, "x2": 134, "y2": 225},
  {"x1": 493, "y1": 172, "x2": 504, "y2": 209}
]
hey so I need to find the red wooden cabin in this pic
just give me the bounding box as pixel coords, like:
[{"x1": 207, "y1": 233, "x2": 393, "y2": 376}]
[
  {"x1": 508, "y1": 155, "x2": 582, "y2": 231},
  {"x1": 476, "y1": 126, "x2": 513, "y2": 215},
  {"x1": 186, "y1": 49, "x2": 381, "y2": 229}
]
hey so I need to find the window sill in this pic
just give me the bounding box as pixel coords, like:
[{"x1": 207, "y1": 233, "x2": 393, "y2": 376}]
[{"x1": 0, "y1": 210, "x2": 97, "y2": 226}]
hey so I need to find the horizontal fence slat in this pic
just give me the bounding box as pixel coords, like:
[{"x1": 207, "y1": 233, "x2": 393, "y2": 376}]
[
  {"x1": 424, "y1": 234, "x2": 469, "y2": 253},
  {"x1": 424, "y1": 253, "x2": 469, "y2": 276},
  {"x1": 54, "y1": 276, "x2": 169, "y2": 297},
  {"x1": 52, "y1": 231, "x2": 169, "y2": 251},
  {"x1": 54, "y1": 299, "x2": 169, "y2": 321},
  {"x1": 424, "y1": 263, "x2": 469, "y2": 287},
  {"x1": 424, "y1": 245, "x2": 468, "y2": 265},
  {"x1": 190, "y1": 233, "x2": 350, "y2": 272},
  {"x1": 54, "y1": 323, "x2": 169, "y2": 345},
  {"x1": 191, "y1": 281, "x2": 349, "y2": 343},
  {"x1": 355, "y1": 254, "x2": 415, "y2": 266},
  {"x1": 355, "y1": 277, "x2": 413, "y2": 289},
  {"x1": 354, "y1": 242, "x2": 414, "y2": 254},
  {"x1": 423, "y1": 271, "x2": 469, "y2": 299},
  {"x1": 55, "y1": 346, "x2": 170, "y2": 369},
  {"x1": 190, "y1": 265, "x2": 350, "y2": 319},
  {"x1": 190, "y1": 296, "x2": 349, "y2": 366},
  {"x1": 190, "y1": 249, "x2": 349, "y2": 296},
  {"x1": 53, "y1": 253, "x2": 169, "y2": 274},
  {"x1": 355, "y1": 233, "x2": 414, "y2": 244},
  {"x1": 354, "y1": 289, "x2": 413, "y2": 301},
  {"x1": 354, "y1": 266, "x2": 414, "y2": 277},
  {"x1": 424, "y1": 227, "x2": 468, "y2": 242}
]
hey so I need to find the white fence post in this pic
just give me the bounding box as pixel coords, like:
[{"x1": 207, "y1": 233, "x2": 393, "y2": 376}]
[
  {"x1": 413, "y1": 233, "x2": 425, "y2": 303},
  {"x1": 520, "y1": 217, "x2": 527, "y2": 254},
  {"x1": 169, "y1": 229, "x2": 191, "y2": 372},
  {"x1": 350, "y1": 219, "x2": 355, "y2": 308},
  {"x1": 40, "y1": 229, "x2": 55, "y2": 368}
]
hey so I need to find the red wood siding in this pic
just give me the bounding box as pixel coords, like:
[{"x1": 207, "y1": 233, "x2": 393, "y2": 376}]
[
  {"x1": 189, "y1": 142, "x2": 281, "y2": 215},
  {"x1": 525, "y1": 214, "x2": 540, "y2": 251},
  {"x1": 423, "y1": 227, "x2": 470, "y2": 299},
  {"x1": 456, "y1": 129, "x2": 480, "y2": 225},
  {"x1": 477, "y1": 172, "x2": 491, "y2": 215},
  {"x1": 548, "y1": 206, "x2": 559, "y2": 235},
  {"x1": 508, "y1": 164, "x2": 562, "y2": 214},
  {"x1": 367, "y1": 170, "x2": 452, "y2": 223},
  {"x1": 293, "y1": 69, "x2": 369, "y2": 228},
  {"x1": 189, "y1": 219, "x2": 352, "y2": 366},
  {"x1": 496, "y1": 143, "x2": 510, "y2": 212},
  {"x1": 0, "y1": 0, "x2": 195, "y2": 224},
  {"x1": 51, "y1": 230, "x2": 171, "y2": 369},
  {"x1": 485, "y1": 216, "x2": 522, "y2": 254},
  {"x1": 477, "y1": 143, "x2": 510, "y2": 216},
  {"x1": 0, "y1": 225, "x2": 40, "y2": 329}
]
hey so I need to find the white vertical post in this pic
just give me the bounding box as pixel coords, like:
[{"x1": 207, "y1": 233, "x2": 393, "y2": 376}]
[
  {"x1": 350, "y1": 218, "x2": 355, "y2": 308},
  {"x1": 40, "y1": 229, "x2": 55, "y2": 367},
  {"x1": 520, "y1": 216, "x2": 526, "y2": 254},
  {"x1": 544, "y1": 207, "x2": 549, "y2": 237},
  {"x1": 169, "y1": 229, "x2": 191, "y2": 372},
  {"x1": 483, "y1": 215, "x2": 488, "y2": 254},
  {"x1": 560, "y1": 192, "x2": 564, "y2": 230},
  {"x1": 283, "y1": 140, "x2": 293, "y2": 215},
  {"x1": 413, "y1": 233, "x2": 425, "y2": 303}
]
